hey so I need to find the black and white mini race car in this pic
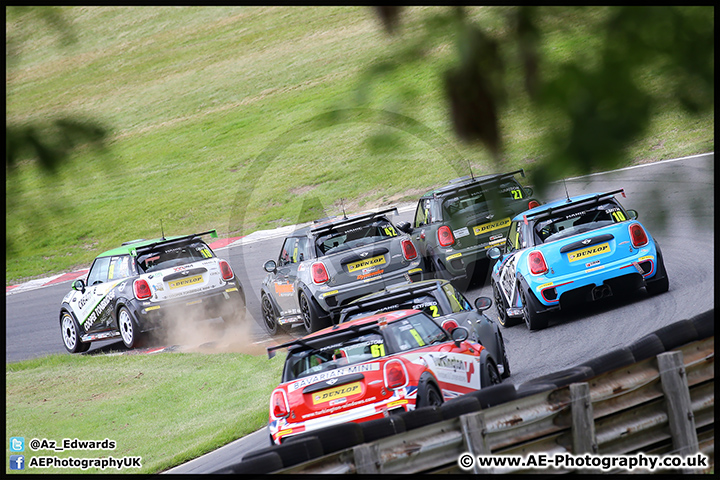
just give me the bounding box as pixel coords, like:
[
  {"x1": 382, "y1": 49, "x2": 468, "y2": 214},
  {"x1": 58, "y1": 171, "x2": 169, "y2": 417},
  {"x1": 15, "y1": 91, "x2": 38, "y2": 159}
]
[
  {"x1": 59, "y1": 230, "x2": 246, "y2": 353},
  {"x1": 260, "y1": 207, "x2": 425, "y2": 334}
]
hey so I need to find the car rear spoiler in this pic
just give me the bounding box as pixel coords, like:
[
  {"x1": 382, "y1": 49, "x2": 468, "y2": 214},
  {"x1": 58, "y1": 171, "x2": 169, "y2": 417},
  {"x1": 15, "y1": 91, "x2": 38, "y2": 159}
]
[
  {"x1": 310, "y1": 207, "x2": 399, "y2": 236},
  {"x1": 266, "y1": 320, "x2": 384, "y2": 359},
  {"x1": 433, "y1": 169, "x2": 526, "y2": 198},
  {"x1": 337, "y1": 283, "x2": 440, "y2": 322},
  {"x1": 130, "y1": 229, "x2": 219, "y2": 256},
  {"x1": 525, "y1": 189, "x2": 626, "y2": 223}
]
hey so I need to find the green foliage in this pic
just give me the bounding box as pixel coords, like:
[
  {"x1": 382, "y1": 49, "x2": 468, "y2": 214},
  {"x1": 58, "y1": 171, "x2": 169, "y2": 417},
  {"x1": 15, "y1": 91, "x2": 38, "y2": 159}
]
[{"x1": 6, "y1": 352, "x2": 285, "y2": 474}]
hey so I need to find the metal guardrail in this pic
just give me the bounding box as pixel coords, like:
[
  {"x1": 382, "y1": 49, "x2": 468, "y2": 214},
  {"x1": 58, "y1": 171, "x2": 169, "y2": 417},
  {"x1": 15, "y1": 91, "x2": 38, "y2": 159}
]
[{"x1": 275, "y1": 336, "x2": 714, "y2": 474}]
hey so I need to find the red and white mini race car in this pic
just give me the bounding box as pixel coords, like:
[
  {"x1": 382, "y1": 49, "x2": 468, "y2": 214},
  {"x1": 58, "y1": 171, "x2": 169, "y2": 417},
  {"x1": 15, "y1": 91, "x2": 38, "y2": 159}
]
[{"x1": 267, "y1": 309, "x2": 502, "y2": 444}]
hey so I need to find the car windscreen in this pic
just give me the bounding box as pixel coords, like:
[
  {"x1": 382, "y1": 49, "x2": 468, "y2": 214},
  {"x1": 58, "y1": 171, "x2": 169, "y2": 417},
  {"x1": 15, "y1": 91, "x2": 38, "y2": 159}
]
[
  {"x1": 283, "y1": 330, "x2": 387, "y2": 382},
  {"x1": 533, "y1": 200, "x2": 628, "y2": 244},
  {"x1": 344, "y1": 294, "x2": 443, "y2": 322},
  {"x1": 315, "y1": 216, "x2": 399, "y2": 256},
  {"x1": 441, "y1": 179, "x2": 524, "y2": 222},
  {"x1": 136, "y1": 240, "x2": 213, "y2": 273}
]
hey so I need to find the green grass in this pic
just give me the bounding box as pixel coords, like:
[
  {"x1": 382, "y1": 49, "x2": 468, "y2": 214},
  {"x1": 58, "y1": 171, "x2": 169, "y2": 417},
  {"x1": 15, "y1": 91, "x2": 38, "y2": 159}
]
[
  {"x1": 6, "y1": 351, "x2": 286, "y2": 474},
  {"x1": 6, "y1": 6, "x2": 712, "y2": 284}
]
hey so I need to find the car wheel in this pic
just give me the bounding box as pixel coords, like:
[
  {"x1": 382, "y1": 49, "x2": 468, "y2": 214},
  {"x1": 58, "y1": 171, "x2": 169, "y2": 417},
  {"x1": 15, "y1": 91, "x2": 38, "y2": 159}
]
[
  {"x1": 519, "y1": 283, "x2": 548, "y2": 331},
  {"x1": 480, "y1": 357, "x2": 502, "y2": 388},
  {"x1": 299, "y1": 291, "x2": 328, "y2": 334},
  {"x1": 493, "y1": 280, "x2": 520, "y2": 328},
  {"x1": 118, "y1": 306, "x2": 142, "y2": 349},
  {"x1": 261, "y1": 293, "x2": 280, "y2": 335},
  {"x1": 645, "y1": 249, "x2": 669, "y2": 295},
  {"x1": 416, "y1": 373, "x2": 443, "y2": 408},
  {"x1": 61, "y1": 312, "x2": 90, "y2": 354}
]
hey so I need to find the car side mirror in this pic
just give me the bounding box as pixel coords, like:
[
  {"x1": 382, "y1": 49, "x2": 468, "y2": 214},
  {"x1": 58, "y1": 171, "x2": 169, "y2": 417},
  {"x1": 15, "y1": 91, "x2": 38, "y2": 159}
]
[
  {"x1": 451, "y1": 326, "x2": 469, "y2": 347},
  {"x1": 395, "y1": 221, "x2": 413, "y2": 234},
  {"x1": 263, "y1": 260, "x2": 277, "y2": 273},
  {"x1": 487, "y1": 247, "x2": 502, "y2": 260},
  {"x1": 474, "y1": 296, "x2": 492, "y2": 312},
  {"x1": 72, "y1": 279, "x2": 85, "y2": 294},
  {"x1": 626, "y1": 209, "x2": 638, "y2": 220}
]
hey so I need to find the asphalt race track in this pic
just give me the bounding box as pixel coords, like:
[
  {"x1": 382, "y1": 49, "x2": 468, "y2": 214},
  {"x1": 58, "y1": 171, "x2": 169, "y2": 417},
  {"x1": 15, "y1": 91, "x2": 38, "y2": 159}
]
[{"x1": 5, "y1": 153, "x2": 714, "y2": 473}]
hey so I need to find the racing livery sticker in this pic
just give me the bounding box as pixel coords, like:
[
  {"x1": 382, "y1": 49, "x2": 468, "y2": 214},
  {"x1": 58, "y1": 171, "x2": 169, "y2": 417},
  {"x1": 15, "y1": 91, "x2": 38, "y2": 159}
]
[
  {"x1": 347, "y1": 255, "x2": 386, "y2": 273},
  {"x1": 568, "y1": 242, "x2": 610, "y2": 262},
  {"x1": 473, "y1": 218, "x2": 511, "y2": 236}
]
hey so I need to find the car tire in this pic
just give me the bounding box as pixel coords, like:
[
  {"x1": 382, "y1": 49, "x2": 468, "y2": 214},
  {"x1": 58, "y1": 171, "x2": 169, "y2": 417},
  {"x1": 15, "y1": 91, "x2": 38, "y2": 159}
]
[
  {"x1": 118, "y1": 306, "x2": 142, "y2": 349},
  {"x1": 360, "y1": 416, "x2": 406, "y2": 443},
  {"x1": 480, "y1": 351, "x2": 503, "y2": 388},
  {"x1": 580, "y1": 347, "x2": 635, "y2": 376},
  {"x1": 645, "y1": 250, "x2": 669, "y2": 295},
  {"x1": 261, "y1": 293, "x2": 280, "y2": 335},
  {"x1": 498, "y1": 331, "x2": 512, "y2": 379},
  {"x1": 468, "y1": 382, "x2": 518, "y2": 408},
  {"x1": 628, "y1": 333, "x2": 666, "y2": 362},
  {"x1": 654, "y1": 319, "x2": 699, "y2": 351},
  {"x1": 415, "y1": 373, "x2": 444, "y2": 409},
  {"x1": 299, "y1": 291, "x2": 329, "y2": 334},
  {"x1": 493, "y1": 280, "x2": 520, "y2": 328},
  {"x1": 215, "y1": 451, "x2": 284, "y2": 474},
  {"x1": 60, "y1": 311, "x2": 91, "y2": 354},
  {"x1": 399, "y1": 405, "x2": 443, "y2": 431},
  {"x1": 284, "y1": 423, "x2": 364, "y2": 455},
  {"x1": 519, "y1": 282, "x2": 548, "y2": 331},
  {"x1": 440, "y1": 396, "x2": 482, "y2": 420}
]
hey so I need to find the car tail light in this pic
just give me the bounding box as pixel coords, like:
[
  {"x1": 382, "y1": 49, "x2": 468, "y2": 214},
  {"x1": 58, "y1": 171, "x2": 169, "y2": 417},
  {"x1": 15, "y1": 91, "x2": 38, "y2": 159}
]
[
  {"x1": 441, "y1": 319, "x2": 459, "y2": 332},
  {"x1": 219, "y1": 260, "x2": 234, "y2": 281},
  {"x1": 438, "y1": 225, "x2": 455, "y2": 247},
  {"x1": 528, "y1": 200, "x2": 540, "y2": 209},
  {"x1": 384, "y1": 359, "x2": 408, "y2": 389},
  {"x1": 528, "y1": 250, "x2": 548, "y2": 275},
  {"x1": 401, "y1": 239, "x2": 418, "y2": 260},
  {"x1": 311, "y1": 262, "x2": 329, "y2": 284},
  {"x1": 629, "y1": 223, "x2": 649, "y2": 248},
  {"x1": 133, "y1": 279, "x2": 152, "y2": 300},
  {"x1": 270, "y1": 389, "x2": 289, "y2": 419}
]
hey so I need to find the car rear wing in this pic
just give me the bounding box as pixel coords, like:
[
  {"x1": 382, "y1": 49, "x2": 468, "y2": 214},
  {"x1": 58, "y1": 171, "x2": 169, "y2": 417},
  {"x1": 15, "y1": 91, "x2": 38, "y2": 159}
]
[
  {"x1": 433, "y1": 169, "x2": 526, "y2": 198},
  {"x1": 130, "y1": 229, "x2": 219, "y2": 256},
  {"x1": 526, "y1": 189, "x2": 626, "y2": 223},
  {"x1": 310, "y1": 207, "x2": 399, "y2": 236},
  {"x1": 267, "y1": 320, "x2": 384, "y2": 359},
  {"x1": 337, "y1": 283, "x2": 440, "y2": 323}
]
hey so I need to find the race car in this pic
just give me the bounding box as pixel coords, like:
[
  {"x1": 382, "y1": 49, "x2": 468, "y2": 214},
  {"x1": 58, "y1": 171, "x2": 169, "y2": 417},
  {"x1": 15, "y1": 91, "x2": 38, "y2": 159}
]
[
  {"x1": 338, "y1": 279, "x2": 510, "y2": 378},
  {"x1": 267, "y1": 309, "x2": 502, "y2": 444},
  {"x1": 260, "y1": 207, "x2": 425, "y2": 334},
  {"x1": 396, "y1": 169, "x2": 540, "y2": 286},
  {"x1": 488, "y1": 189, "x2": 669, "y2": 331},
  {"x1": 59, "y1": 230, "x2": 246, "y2": 353}
]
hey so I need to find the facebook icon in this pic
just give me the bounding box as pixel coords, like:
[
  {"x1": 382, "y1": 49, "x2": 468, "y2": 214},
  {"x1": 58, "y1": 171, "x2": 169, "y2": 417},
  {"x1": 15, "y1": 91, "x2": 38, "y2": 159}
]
[{"x1": 10, "y1": 455, "x2": 25, "y2": 470}]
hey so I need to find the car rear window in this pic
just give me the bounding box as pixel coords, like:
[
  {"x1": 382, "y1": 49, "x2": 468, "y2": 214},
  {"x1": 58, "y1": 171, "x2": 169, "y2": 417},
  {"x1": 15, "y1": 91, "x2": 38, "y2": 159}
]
[
  {"x1": 315, "y1": 217, "x2": 398, "y2": 255},
  {"x1": 441, "y1": 179, "x2": 524, "y2": 222},
  {"x1": 137, "y1": 240, "x2": 213, "y2": 273},
  {"x1": 533, "y1": 200, "x2": 628, "y2": 244}
]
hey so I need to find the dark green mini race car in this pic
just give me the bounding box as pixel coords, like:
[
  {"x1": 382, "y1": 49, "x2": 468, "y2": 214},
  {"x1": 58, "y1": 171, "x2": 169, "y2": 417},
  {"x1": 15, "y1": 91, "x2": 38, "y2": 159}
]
[
  {"x1": 59, "y1": 230, "x2": 246, "y2": 353},
  {"x1": 397, "y1": 169, "x2": 540, "y2": 287}
]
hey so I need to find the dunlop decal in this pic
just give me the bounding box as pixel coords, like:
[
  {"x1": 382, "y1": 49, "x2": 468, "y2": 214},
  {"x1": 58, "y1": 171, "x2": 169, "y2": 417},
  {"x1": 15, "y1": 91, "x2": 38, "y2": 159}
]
[
  {"x1": 312, "y1": 382, "x2": 361, "y2": 405},
  {"x1": 568, "y1": 242, "x2": 610, "y2": 262},
  {"x1": 347, "y1": 255, "x2": 386, "y2": 273},
  {"x1": 473, "y1": 217, "x2": 511, "y2": 236}
]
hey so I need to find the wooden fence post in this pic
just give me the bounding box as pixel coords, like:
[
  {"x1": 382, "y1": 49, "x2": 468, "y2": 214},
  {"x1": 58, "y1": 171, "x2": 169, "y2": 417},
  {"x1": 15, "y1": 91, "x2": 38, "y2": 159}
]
[
  {"x1": 353, "y1": 443, "x2": 380, "y2": 474},
  {"x1": 570, "y1": 382, "x2": 598, "y2": 454},
  {"x1": 657, "y1": 350, "x2": 699, "y2": 473}
]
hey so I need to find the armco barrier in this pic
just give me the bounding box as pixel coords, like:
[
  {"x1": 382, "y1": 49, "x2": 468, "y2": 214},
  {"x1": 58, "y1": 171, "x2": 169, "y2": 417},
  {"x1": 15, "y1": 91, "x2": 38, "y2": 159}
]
[{"x1": 217, "y1": 310, "x2": 714, "y2": 474}]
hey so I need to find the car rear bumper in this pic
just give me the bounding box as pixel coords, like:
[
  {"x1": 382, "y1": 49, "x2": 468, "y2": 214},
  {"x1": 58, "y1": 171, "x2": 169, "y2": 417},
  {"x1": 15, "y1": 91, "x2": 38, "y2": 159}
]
[
  {"x1": 528, "y1": 251, "x2": 660, "y2": 309},
  {"x1": 133, "y1": 281, "x2": 244, "y2": 330},
  {"x1": 441, "y1": 240, "x2": 504, "y2": 277},
  {"x1": 316, "y1": 262, "x2": 425, "y2": 314},
  {"x1": 270, "y1": 390, "x2": 415, "y2": 444}
]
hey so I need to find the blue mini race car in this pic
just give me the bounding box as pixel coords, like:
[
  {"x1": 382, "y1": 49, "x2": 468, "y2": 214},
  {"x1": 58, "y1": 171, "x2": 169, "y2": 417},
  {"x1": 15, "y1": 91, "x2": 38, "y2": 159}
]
[{"x1": 488, "y1": 189, "x2": 669, "y2": 330}]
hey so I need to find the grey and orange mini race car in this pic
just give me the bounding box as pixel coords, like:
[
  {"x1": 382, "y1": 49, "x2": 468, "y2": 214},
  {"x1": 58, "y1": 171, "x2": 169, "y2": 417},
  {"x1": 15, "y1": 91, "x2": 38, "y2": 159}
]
[
  {"x1": 260, "y1": 207, "x2": 425, "y2": 334},
  {"x1": 59, "y1": 230, "x2": 245, "y2": 353}
]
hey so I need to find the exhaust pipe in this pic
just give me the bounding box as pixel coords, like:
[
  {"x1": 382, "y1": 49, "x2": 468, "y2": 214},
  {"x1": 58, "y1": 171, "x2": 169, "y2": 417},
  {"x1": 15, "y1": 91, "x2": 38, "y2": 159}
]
[{"x1": 591, "y1": 285, "x2": 612, "y2": 301}]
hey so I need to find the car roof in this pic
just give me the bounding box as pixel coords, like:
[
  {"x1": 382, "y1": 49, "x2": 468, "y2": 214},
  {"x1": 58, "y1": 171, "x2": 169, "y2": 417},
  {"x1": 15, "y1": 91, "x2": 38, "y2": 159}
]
[
  {"x1": 267, "y1": 309, "x2": 421, "y2": 358},
  {"x1": 420, "y1": 169, "x2": 525, "y2": 199},
  {"x1": 289, "y1": 207, "x2": 400, "y2": 237},
  {"x1": 511, "y1": 189, "x2": 625, "y2": 222},
  {"x1": 95, "y1": 230, "x2": 217, "y2": 258}
]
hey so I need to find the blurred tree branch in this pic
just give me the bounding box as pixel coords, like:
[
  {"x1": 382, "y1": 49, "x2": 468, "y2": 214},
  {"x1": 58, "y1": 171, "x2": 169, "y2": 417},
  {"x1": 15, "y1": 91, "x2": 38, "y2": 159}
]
[{"x1": 370, "y1": 6, "x2": 713, "y2": 195}]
